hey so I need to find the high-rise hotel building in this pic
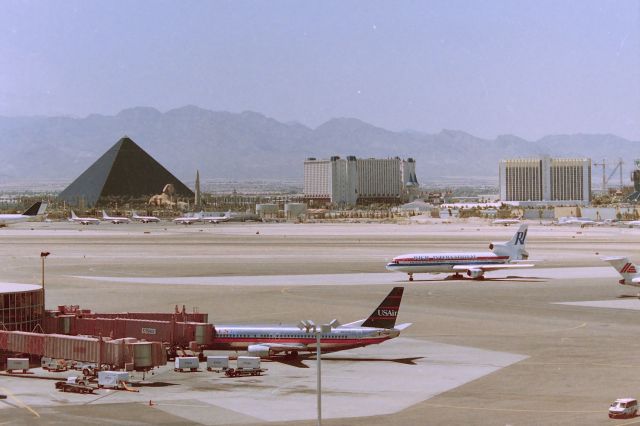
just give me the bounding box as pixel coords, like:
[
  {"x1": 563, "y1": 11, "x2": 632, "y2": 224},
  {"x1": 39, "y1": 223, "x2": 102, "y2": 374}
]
[
  {"x1": 499, "y1": 157, "x2": 591, "y2": 204},
  {"x1": 304, "y1": 156, "x2": 419, "y2": 206}
]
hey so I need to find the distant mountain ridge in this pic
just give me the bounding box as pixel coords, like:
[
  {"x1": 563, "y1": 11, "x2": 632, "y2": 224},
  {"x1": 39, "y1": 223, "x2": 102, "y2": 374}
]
[{"x1": 0, "y1": 106, "x2": 637, "y2": 185}]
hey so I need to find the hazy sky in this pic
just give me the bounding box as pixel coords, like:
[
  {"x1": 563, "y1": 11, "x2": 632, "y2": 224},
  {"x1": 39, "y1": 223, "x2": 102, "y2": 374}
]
[{"x1": 1, "y1": 0, "x2": 639, "y2": 140}]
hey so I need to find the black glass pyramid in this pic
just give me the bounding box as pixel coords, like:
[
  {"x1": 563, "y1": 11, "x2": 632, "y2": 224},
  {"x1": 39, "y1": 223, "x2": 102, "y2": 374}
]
[{"x1": 59, "y1": 136, "x2": 194, "y2": 206}]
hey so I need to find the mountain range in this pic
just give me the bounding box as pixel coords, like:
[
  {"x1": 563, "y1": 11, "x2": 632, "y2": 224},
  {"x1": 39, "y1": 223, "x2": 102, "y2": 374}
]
[{"x1": 0, "y1": 105, "x2": 637, "y2": 186}]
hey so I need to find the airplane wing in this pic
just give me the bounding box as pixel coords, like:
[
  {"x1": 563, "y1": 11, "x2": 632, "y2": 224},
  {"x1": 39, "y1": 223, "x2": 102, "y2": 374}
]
[
  {"x1": 452, "y1": 264, "x2": 535, "y2": 272},
  {"x1": 256, "y1": 342, "x2": 308, "y2": 353}
]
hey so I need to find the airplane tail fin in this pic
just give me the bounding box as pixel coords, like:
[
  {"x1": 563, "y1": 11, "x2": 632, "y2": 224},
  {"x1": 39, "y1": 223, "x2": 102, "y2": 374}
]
[
  {"x1": 490, "y1": 224, "x2": 529, "y2": 261},
  {"x1": 22, "y1": 202, "x2": 43, "y2": 216},
  {"x1": 71, "y1": 210, "x2": 78, "y2": 219},
  {"x1": 102, "y1": 210, "x2": 109, "y2": 219},
  {"x1": 361, "y1": 287, "x2": 405, "y2": 329},
  {"x1": 603, "y1": 257, "x2": 639, "y2": 283}
]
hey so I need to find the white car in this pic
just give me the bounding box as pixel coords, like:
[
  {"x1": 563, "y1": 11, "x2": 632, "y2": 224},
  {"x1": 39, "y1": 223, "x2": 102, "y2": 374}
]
[{"x1": 609, "y1": 398, "x2": 638, "y2": 418}]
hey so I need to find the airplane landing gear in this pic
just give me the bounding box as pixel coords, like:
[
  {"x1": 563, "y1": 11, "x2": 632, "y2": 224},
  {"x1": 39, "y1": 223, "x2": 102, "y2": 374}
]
[{"x1": 408, "y1": 273, "x2": 414, "y2": 282}]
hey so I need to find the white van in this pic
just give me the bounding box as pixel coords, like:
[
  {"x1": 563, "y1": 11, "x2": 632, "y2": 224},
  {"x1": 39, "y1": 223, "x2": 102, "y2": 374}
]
[{"x1": 609, "y1": 398, "x2": 638, "y2": 418}]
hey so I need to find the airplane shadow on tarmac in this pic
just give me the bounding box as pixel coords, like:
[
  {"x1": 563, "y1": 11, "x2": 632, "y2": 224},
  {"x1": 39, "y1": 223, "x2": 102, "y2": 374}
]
[{"x1": 270, "y1": 356, "x2": 424, "y2": 369}]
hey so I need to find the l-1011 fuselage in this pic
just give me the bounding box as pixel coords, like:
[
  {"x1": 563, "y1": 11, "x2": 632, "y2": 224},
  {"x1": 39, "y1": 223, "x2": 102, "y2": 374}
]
[{"x1": 386, "y1": 252, "x2": 509, "y2": 274}]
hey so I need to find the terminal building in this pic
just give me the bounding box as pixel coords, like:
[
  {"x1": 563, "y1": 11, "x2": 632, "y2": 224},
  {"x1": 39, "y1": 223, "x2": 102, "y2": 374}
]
[
  {"x1": 304, "y1": 156, "x2": 419, "y2": 206},
  {"x1": 0, "y1": 283, "x2": 44, "y2": 332},
  {"x1": 499, "y1": 157, "x2": 591, "y2": 205}
]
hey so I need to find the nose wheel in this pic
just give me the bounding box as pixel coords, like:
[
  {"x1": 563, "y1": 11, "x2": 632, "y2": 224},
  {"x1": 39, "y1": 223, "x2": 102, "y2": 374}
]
[{"x1": 408, "y1": 273, "x2": 414, "y2": 282}]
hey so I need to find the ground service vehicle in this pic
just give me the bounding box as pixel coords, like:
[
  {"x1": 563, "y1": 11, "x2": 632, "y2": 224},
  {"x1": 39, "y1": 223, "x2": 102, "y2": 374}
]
[
  {"x1": 55, "y1": 377, "x2": 95, "y2": 394},
  {"x1": 224, "y1": 367, "x2": 266, "y2": 377},
  {"x1": 206, "y1": 356, "x2": 229, "y2": 372},
  {"x1": 609, "y1": 398, "x2": 638, "y2": 418},
  {"x1": 97, "y1": 371, "x2": 130, "y2": 389},
  {"x1": 174, "y1": 357, "x2": 199, "y2": 372}
]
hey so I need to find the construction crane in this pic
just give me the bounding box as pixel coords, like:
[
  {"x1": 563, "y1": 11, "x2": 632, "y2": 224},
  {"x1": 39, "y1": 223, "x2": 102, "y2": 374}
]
[{"x1": 593, "y1": 158, "x2": 624, "y2": 192}]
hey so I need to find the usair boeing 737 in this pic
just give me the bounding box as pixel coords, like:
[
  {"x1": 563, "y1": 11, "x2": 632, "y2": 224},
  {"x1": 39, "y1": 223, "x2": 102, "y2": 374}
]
[
  {"x1": 211, "y1": 287, "x2": 410, "y2": 357},
  {"x1": 0, "y1": 202, "x2": 47, "y2": 227},
  {"x1": 386, "y1": 224, "x2": 534, "y2": 281}
]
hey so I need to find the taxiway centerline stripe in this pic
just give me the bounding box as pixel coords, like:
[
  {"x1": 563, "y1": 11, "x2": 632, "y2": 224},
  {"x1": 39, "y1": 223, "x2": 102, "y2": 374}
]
[{"x1": 0, "y1": 387, "x2": 40, "y2": 418}]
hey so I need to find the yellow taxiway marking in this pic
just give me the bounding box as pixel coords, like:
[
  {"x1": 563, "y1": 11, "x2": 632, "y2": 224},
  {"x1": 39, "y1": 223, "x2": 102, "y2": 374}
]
[{"x1": 0, "y1": 387, "x2": 40, "y2": 418}]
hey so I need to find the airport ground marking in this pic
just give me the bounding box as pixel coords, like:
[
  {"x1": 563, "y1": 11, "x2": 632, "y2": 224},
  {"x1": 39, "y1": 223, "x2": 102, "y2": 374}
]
[
  {"x1": 411, "y1": 322, "x2": 587, "y2": 339},
  {"x1": 147, "y1": 403, "x2": 211, "y2": 408},
  {"x1": 83, "y1": 389, "x2": 118, "y2": 405},
  {"x1": 424, "y1": 402, "x2": 600, "y2": 414},
  {"x1": 616, "y1": 418, "x2": 640, "y2": 426},
  {"x1": 0, "y1": 387, "x2": 40, "y2": 418}
]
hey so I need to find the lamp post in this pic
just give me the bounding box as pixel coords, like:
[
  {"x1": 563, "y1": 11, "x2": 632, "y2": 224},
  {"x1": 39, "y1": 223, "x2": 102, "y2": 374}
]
[
  {"x1": 299, "y1": 319, "x2": 340, "y2": 426},
  {"x1": 40, "y1": 252, "x2": 50, "y2": 322}
]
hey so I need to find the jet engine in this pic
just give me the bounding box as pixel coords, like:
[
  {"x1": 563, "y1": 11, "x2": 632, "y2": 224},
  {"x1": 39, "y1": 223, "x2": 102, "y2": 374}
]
[
  {"x1": 466, "y1": 269, "x2": 484, "y2": 279},
  {"x1": 247, "y1": 344, "x2": 270, "y2": 357}
]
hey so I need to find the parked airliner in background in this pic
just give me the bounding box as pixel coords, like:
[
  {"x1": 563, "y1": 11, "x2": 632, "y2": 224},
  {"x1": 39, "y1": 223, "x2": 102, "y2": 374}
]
[
  {"x1": 131, "y1": 211, "x2": 160, "y2": 223},
  {"x1": 603, "y1": 257, "x2": 640, "y2": 287},
  {"x1": 203, "y1": 210, "x2": 232, "y2": 224},
  {"x1": 70, "y1": 211, "x2": 100, "y2": 225},
  {"x1": 386, "y1": 224, "x2": 534, "y2": 281},
  {"x1": 102, "y1": 210, "x2": 131, "y2": 224},
  {"x1": 211, "y1": 287, "x2": 410, "y2": 357},
  {"x1": 491, "y1": 218, "x2": 521, "y2": 226},
  {"x1": 173, "y1": 212, "x2": 203, "y2": 225},
  {"x1": 0, "y1": 202, "x2": 47, "y2": 227},
  {"x1": 555, "y1": 217, "x2": 597, "y2": 227}
]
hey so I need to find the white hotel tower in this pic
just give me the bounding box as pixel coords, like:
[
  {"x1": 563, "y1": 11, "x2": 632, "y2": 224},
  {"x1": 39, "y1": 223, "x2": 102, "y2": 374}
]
[
  {"x1": 304, "y1": 156, "x2": 419, "y2": 206},
  {"x1": 499, "y1": 157, "x2": 591, "y2": 204}
]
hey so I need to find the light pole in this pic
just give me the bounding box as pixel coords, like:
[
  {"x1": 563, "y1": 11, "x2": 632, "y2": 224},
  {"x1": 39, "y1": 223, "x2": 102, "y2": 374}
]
[
  {"x1": 40, "y1": 252, "x2": 50, "y2": 322},
  {"x1": 299, "y1": 319, "x2": 340, "y2": 426}
]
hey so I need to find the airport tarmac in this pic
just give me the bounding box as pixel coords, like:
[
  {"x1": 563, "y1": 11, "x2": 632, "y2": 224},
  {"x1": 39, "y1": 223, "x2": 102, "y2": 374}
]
[{"x1": 2, "y1": 220, "x2": 640, "y2": 425}]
